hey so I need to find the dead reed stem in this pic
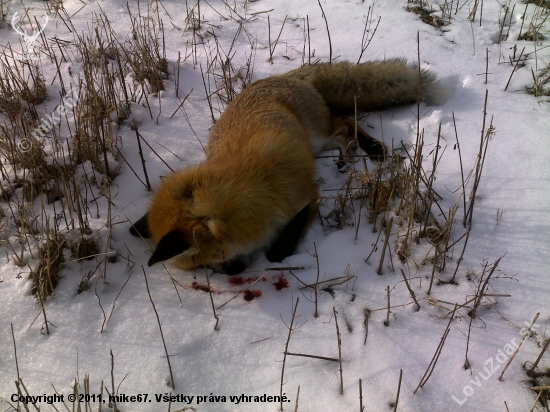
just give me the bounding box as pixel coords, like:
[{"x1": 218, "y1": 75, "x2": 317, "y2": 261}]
[
  {"x1": 377, "y1": 217, "x2": 393, "y2": 275},
  {"x1": 294, "y1": 385, "x2": 300, "y2": 412},
  {"x1": 414, "y1": 304, "x2": 457, "y2": 394},
  {"x1": 314, "y1": 242, "x2": 320, "y2": 317},
  {"x1": 384, "y1": 286, "x2": 391, "y2": 327},
  {"x1": 142, "y1": 266, "x2": 175, "y2": 390},
  {"x1": 498, "y1": 312, "x2": 540, "y2": 381},
  {"x1": 109, "y1": 349, "x2": 118, "y2": 412},
  {"x1": 280, "y1": 297, "x2": 299, "y2": 412},
  {"x1": 399, "y1": 269, "x2": 420, "y2": 310},
  {"x1": 359, "y1": 378, "x2": 364, "y2": 411},
  {"x1": 333, "y1": 306, "x2": 344, "y2": 395},
  {"x1": 363, "y1": 309, "x2": 370, "y2": 345},
  {"x1": 528, "y1": 336, "x2": 550, "y2": 376},
  {"x1": 317, "y1": 0, "x2": 332, "y2": 63},
  {"x1": 284, "y1": 352, "x2": 338, "y2": 362},
  {"x1": 393, "y1": 369, "x2": 403, "y2": 412},
  {"x1": 10, "y1": 323, "x2": 23, "y2": 406}
]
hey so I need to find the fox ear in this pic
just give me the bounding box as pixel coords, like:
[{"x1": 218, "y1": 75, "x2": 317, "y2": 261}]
[
  {"x1": 205, "y1": 217, "x2": 226, "y2": 239},
  {"x1": 130, "y1": 212, "x2": 151, "y2": 238},
  {"x1": 148, "y1": 230, "x2": 190, "y2": 266}
]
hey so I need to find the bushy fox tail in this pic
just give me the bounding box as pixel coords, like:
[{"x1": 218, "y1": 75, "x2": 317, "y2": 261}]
[{"x1": 283, "y1": 59, "x2": 449, "y2": 116}]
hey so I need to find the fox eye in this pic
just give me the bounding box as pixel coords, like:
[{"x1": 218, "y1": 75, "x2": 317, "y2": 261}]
[{"x1": 181, "y1": 186, "x2": 193, "y2": 200}]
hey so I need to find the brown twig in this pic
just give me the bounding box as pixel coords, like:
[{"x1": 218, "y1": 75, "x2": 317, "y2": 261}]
[
  {"x1": 317, "y1": 0, "x2": 332, "y2": 63},
  {"x1": 314, "y1": 242, "x2": 320, "y2": 317},
  {"x1": 414, "y1": 304, "x2": 457, "y2": 394},
  {"x1": 266, "y1": 266, "x2": 306, "y2": 271},
  {"x1": 504, "y1": 46, "x2": 525, "y2": 91},
  {"x1": 399, "y1": 269, "x2": 420, "y2": 310},
  {"x1": 359, "y1": 378, "x2": 364, "y2": 411},
  {"x1": 109, "y1": 350, "x2": 118, "y2": 411},
  {"x1": 132, "y1": 120, "x2": 151, "y2": 191},
  {"x1": 284, "y1": 352, "x2": 339, "y2": 362},
  {"x1": 393, "y1": 369, "x2": 403, "y2": 412},
  {"x1": 470, "y1": 256, "x2": 502, "y2": 318},
  {"x1": 427, "y1": 247, "x2": 439, "y2": 296},
  {"x1": 498, "y1": 312, "x2": 540, "y2": 381},
  {"x1": 11, "y1": 324, "x2": 22, "y2": 409},
  {"x1": 363, "y1": 309, "x2": 370, "y2": 345},
  {"x1": 384, "y1": 286, "x2": 393, "y2": 327},
  {"x1": 142, "y1": 267, "x2": 175, "y2": 390},
  {"x1": 448, "y1": 226, "x2": 471, "y2": 284},
  {"x1": 528, "y1": 337, "x2": 550, "y2": 376},
  {"x1": 377, "y1": 217, "x2": 393, "y2": 275},
  {"x1": 333, "y1": 306, "x2": 344, "y2": 395},
  {"x1": 280, "y1": 297, "x2": 299, "y2": 411}
]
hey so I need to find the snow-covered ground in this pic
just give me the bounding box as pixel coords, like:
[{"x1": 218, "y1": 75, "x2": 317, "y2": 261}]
[{"x1": 1, "y1": 0, "x2": 549, "y2": 411}]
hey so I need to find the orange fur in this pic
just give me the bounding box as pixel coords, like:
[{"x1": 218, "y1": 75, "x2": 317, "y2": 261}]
[{"x1": 141, "y1": 60, "x2": 447, "y2": 270}]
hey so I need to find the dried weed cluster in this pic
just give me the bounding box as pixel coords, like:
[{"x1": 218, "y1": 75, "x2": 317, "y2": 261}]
[{"x1": 0, "y1": 3, "x2": 169, "y2": 302}]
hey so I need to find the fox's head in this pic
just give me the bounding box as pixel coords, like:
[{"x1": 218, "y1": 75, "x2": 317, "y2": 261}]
[{"x1": 145, "y1": 168, "x2": 233, "y2": 270}]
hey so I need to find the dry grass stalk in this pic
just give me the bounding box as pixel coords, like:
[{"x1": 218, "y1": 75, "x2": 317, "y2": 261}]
[
  {"x1": 333, "y1": 306, "x2": 344, "y2": 395},
  {"x1": 30, "y1": 231, "x2": 66, "y2": 299},
  {"x1": 414, "y1": 304, "x2": 457, "y2": 394},
  {"x1": 357, "y1": 6, "x2": 381, "y2": 64},
  {"x1": 359, "y1": 378, "x2": 364, "y2": 411},
  {"x1": 10, "y1": 323, "x2": 23, "y2": 407},
  {"x1": 294, "y1": 385, "x2": 300, "y2": 412},
  {"x1": 280, "y1": 297, "x2": 299, "y2": 412},
  {"x1": 142, "y1": 267, "x2": 176, "y2": 389},
  {"x1": 498, "y1": 312, "x2": 540, "y2": 381},
  {"x1": 314, "y1": 242, "x2": 320, "y2": 317},
  {"x1": 384, "y1": 286, "x2": 391, "y2": 327},
  {"x1": 284, "y1": 352, "x2": 338, "y2": 362},
  {"x1": 528, "y1": 337, "x2": 550, "y2": 376},
  {"x1": 407, "y1": 3, "x2": 450, "y2": 29},
  {"x1": 317, "y1": 0, "x2": 333, "y2": 63},
  {"x1": 377, "y1": 217, "x2": 393, "y2": 275},
  {"x1": 363, "y1": 309, "x2": 370, "y2": 345},
  {"x1": 390, "y1": 369, "x2": 403, "y2": 411},
  {"x1": 399, "y1": 269, "x2": 420, "y2": 310},
  {"x1": 0, "y1": 3, "x2": 180, "y2": 299}
]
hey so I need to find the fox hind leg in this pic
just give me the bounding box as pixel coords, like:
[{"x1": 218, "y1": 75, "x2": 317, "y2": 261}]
[{"x1": 332, "y1": 117, "x2": 387, "y2": 161}]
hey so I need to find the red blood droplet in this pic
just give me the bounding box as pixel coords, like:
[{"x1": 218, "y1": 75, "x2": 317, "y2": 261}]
[
  {"x1": 228, "y1": 276, "x2": 245, "y2": 286},
  {"x1": 273, "y1": 275, "x2": 289, "y2": 291},
  {"x1": 228, "y1": 276, "x2": 259, "y2": 286},
  {"x1": 191, "y1": 281, "x2": 212, "y2": 293}
]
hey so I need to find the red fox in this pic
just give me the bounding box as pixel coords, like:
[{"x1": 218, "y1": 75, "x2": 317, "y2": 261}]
[{"x1": 130, "y1": 59, "x2": 448, "y2": 274}]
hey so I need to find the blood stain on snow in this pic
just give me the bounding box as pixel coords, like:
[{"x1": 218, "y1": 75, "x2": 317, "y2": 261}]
[
  {"x1": 191, "y1": 281, "x2": 212, "y2": 293},
  {"x1": 272, "y1": 275, "x2": 289, "y2": 291},
  {"x1": 228, "y1": 276, "x2": 258, "y2": 286}
]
